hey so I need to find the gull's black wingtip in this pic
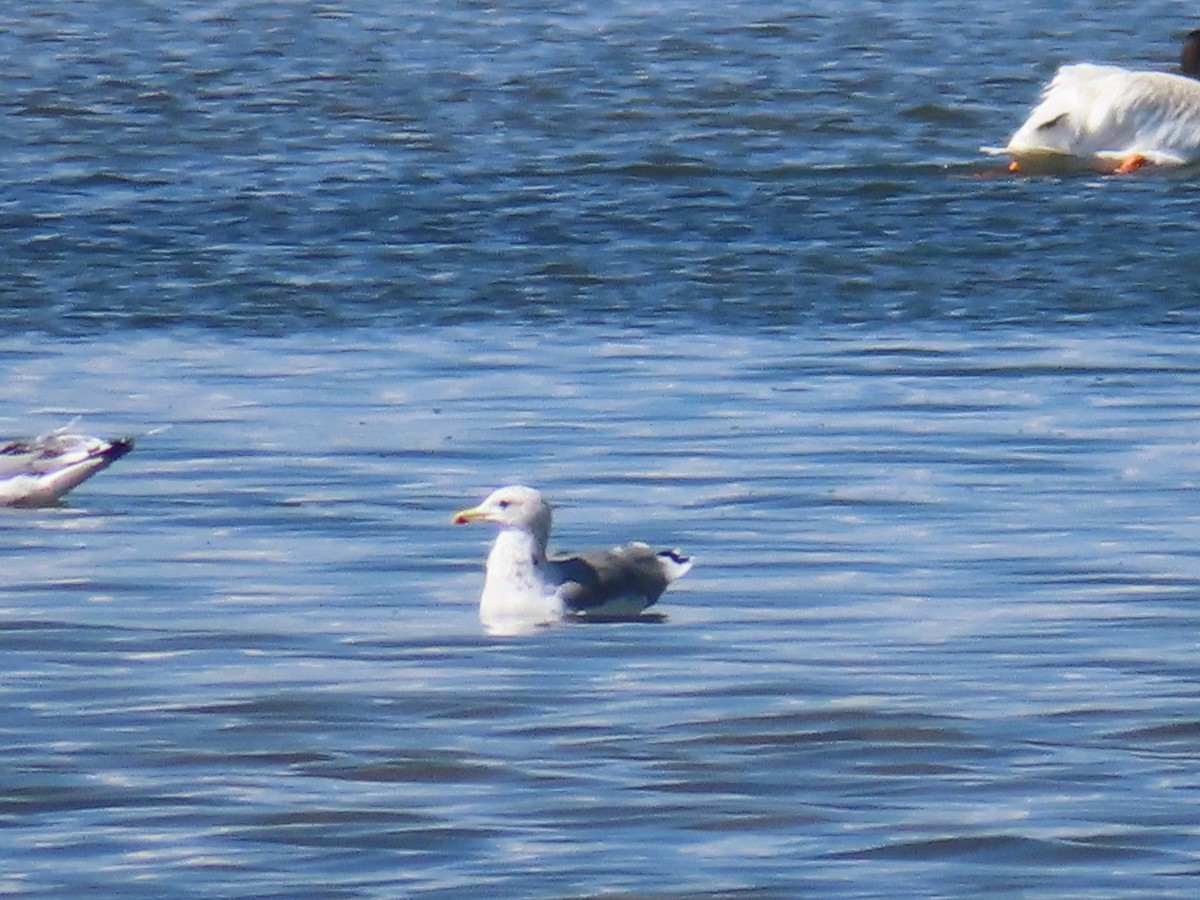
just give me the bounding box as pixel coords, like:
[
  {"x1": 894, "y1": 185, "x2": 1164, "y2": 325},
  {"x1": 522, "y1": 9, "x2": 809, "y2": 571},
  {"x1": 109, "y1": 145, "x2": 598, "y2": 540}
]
[{"x1": 104, "y1": 437, "x2": 135, "y2": 462}]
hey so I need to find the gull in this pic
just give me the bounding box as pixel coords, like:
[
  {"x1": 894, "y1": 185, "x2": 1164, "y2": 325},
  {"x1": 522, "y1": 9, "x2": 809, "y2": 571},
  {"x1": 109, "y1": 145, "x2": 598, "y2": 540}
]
[
  {"x1": 452, "y1": 485, "x2": 692, "y2": 635},
  {"x1": 0, "y1": 431, "x2": 134, "y2": 507}
]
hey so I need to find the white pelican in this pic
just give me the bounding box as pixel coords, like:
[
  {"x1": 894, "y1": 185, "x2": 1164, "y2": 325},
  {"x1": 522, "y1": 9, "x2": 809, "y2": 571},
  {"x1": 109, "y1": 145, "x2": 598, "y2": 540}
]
[
  {"x1": 983, "y1": 32, "x2": 1200, "y2": 174},
  {"x1": 0, "y1": 432, "x2": 133, "y2": 507},
  {"x1": 452, "y1": 485, "x2": 692, "y2": 635}
]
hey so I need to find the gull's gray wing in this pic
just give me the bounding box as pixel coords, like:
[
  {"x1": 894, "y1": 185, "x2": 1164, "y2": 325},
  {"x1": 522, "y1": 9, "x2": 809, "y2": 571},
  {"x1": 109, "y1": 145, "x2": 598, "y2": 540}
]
[
  {"x1": 548, "y1": 542, "x2": 691, "y2": 618},
  {"x1": 0, "y1": 434, "x2": 133, "y2": 506}
]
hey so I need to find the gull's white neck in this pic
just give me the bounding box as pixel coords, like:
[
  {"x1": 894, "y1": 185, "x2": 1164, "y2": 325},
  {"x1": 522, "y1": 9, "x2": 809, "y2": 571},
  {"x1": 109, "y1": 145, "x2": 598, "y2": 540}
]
[{"x1": 479, "y1": 528, "x2": 562, "y2": 633}]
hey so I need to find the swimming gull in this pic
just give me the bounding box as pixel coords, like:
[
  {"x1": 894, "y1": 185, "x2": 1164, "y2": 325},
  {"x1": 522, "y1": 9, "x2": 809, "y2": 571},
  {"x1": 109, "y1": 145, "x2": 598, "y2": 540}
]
[
  {"x1": 0, "y1": 431, "x2": 134, "y2": 507},
  {"x1": 452, "y1": 485, "x2": 692, "y2": 635}
]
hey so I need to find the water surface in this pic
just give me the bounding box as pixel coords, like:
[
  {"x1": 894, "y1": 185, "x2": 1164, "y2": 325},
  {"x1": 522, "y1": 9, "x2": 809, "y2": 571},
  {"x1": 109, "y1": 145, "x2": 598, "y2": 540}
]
[{"x1": 3, "y1": 1, "x2": 1200, "y2": 896}]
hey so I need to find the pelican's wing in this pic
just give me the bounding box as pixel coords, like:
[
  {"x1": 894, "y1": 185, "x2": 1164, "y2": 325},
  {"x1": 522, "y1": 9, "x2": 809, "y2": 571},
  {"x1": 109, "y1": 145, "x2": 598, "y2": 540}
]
[{"x1": 986, "y1": 64, "x2": 1200, "y2": 171}]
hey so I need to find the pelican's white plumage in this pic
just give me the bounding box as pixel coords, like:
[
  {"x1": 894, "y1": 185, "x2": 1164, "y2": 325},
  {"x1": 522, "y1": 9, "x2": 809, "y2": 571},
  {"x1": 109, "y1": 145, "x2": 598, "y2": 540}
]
[
  {"x1": 452, "y1": 485, "x2": 692, "y2": 636},
  {"x1": 0, "y1": 431, "x2": 133, "y2": 507},
  {"x1": 983, "y1": 63, "x2": 1200, "y2": 174}
]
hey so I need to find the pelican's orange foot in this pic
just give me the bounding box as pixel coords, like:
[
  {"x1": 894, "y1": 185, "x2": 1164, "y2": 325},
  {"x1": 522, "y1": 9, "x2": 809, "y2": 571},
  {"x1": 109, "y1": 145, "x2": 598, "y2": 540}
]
[
  {"x1": 1008, "y1": 161, "x2": 1021, "y2": 173},
  {"x1": 1113, "y1": 154, "x2": 1148, "y2": 175}
]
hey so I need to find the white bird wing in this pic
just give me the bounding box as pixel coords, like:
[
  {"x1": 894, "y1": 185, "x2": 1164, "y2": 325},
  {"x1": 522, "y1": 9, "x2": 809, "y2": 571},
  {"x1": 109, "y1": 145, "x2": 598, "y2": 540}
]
[{"x1": 984, "y1": 64, "x2": 1200, "y2": 167}]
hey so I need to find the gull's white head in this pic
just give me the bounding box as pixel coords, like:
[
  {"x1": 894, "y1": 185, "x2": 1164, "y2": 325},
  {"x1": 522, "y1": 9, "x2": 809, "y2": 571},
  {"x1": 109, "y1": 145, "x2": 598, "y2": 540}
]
[
  {"x1": 452, "y1": 485, "x2": 552, "y2": 544},
  {"x1": 453, "y1": 485, "x2": 559, "y2": 634}
]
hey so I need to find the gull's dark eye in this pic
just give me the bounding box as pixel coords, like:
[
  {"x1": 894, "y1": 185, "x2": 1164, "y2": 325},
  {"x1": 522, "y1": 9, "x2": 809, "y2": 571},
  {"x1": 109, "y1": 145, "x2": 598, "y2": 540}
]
[{"x1": 497, "y1": 499, "x2": 511, "y2": 509}]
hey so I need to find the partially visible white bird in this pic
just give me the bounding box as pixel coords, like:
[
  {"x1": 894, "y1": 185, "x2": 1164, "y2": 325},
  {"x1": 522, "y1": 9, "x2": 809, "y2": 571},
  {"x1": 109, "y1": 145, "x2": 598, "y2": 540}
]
[
  {"x1": 0, "y1": 431, "x2": 134, "y2": 507},
  {"x1": 983, "y1": 32, "x2": 1200, "y2": 174},
  {"x1": 452, "y1": 485, "x2": 692, "y2": 635}
]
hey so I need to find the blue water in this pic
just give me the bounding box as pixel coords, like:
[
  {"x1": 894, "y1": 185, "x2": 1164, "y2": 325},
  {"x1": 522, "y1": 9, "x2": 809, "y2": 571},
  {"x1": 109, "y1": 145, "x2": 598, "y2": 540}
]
[{"x1": 3, "y1": 1, "x2": 1200, "y2": 897}]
